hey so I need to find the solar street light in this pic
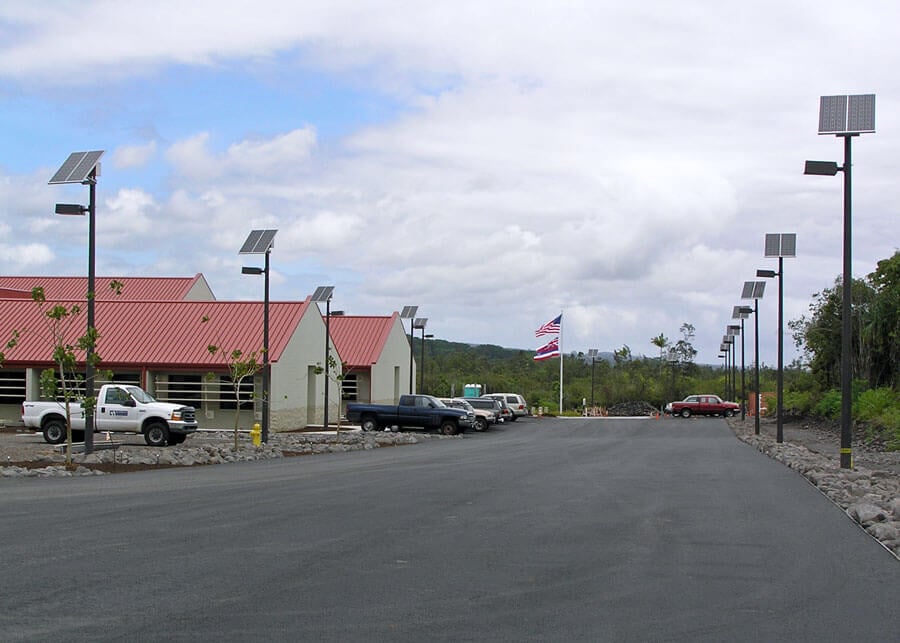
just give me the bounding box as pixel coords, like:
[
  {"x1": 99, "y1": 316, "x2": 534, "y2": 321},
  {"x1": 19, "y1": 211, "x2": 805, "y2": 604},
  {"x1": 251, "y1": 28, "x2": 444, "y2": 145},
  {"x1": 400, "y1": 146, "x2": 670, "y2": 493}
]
[
  {"x1": 742, "y1": 281, "x2": 766, "y2": 434},
  {"x1": 734, "y1": 305, "x2": 754, "y2": 421},
  {"x1": 49, "y1": 150, "x2": 104, "y2": 455},
  {"x1": 400, "y1": 306, "x2": 418, "y2": 394},
  {"x1": 311, "y1": 286, "x2": 335, "y2": 430},
  {"x1": 758, "y1": 233, "x2": 795, "y2": 444},
  {"x1": 804, "y1": 93, "x2": 875, "y2": 469},
  {"x1": 412, "y1": 318, "x2": 428, "y2": 394},
  {"x1": 240, "y1": 229, "x2": 277, "y2": 442},
  {"x1": 421, "y1": 332, "x2": 434, "y2": 394}
]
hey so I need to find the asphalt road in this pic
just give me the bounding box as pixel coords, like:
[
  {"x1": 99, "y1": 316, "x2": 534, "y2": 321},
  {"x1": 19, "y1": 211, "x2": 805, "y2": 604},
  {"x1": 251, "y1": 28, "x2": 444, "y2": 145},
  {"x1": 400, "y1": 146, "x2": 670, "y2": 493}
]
[{"x1": 2, "y1": 417, "x2": 897, "y2": 641}]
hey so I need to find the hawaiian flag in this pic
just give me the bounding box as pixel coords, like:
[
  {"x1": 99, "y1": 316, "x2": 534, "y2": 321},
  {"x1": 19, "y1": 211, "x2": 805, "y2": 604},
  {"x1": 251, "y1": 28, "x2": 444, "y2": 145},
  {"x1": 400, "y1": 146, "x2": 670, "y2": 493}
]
[
  {"x1": 535, "y1": 314, "x2": 561, "y2": 337},
  {"x1": 533, "y1": 337, "x2": 560, "y2": 361}
]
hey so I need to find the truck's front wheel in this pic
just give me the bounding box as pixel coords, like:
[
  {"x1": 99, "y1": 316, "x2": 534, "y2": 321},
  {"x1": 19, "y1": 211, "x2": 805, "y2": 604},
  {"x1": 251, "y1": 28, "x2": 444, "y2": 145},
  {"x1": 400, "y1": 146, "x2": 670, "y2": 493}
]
[
  {"x1": 144, "y1": 422, "x2": 170, "y2": 447},
  {"x1": 42, "y1": 418, "x2": 66, "y2": 444},
  {"x1": 439, "y1": 420, "x2": 459, "y2": 436},
  {"x1": 360, "y1": 416, "x2": 379, "y2": 432}
]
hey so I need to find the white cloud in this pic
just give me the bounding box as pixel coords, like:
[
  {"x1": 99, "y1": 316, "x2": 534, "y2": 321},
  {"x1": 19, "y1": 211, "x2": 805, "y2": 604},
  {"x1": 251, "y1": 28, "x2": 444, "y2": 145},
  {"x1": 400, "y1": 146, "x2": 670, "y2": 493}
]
[
  {"x1": 2, "y1": 0, "x2": 900, "y2": 367},
  {"x1": 165, "y1": 128, "x2": 317, "y2": 183},
  {"x1": 112, "y1": 142, "x2": 157, "y2": 169},
  {"x1": 0, "y1": 242, "x2": 54, "y2": 268}
]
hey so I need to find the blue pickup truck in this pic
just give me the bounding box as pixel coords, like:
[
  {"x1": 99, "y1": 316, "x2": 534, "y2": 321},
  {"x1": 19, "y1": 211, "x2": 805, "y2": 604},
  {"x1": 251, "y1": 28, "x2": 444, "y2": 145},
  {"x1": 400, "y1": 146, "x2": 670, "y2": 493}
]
[{"x1": 346, "y1": 394, "x2": 474, "y2": 435}]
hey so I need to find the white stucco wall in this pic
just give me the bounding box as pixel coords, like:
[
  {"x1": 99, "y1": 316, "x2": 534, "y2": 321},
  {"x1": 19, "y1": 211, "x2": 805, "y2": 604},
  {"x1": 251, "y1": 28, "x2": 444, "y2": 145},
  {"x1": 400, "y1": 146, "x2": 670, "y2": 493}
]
[
  {"x1": 268, "y1": 305, "x2": 341, "y2": 430},
  {"x1": 369, "y1": 319, "x2": 415, "y2": 405}
]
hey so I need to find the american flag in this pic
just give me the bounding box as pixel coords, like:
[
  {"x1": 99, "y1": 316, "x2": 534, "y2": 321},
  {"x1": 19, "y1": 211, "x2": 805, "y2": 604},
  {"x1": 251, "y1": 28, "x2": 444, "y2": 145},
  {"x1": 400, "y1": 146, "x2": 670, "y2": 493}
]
[
  {"x1": 533, "y1": 337, "x2": 560, "y2": 361},
  {"x1": 535, "y1": 314, "x2": 561, "y2": 337}
]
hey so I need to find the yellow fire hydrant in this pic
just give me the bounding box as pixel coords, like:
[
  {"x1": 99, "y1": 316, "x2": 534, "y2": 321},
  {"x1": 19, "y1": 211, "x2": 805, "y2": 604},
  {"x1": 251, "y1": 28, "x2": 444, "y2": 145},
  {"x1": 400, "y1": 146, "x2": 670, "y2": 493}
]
[{"x1": 250, "y1": 422, "x2": 262, "y2": 447}]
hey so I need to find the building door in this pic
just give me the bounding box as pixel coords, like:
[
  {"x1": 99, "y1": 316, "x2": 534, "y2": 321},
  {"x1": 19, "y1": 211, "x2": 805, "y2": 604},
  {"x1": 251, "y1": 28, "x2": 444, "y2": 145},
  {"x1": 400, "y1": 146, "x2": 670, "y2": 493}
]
[{"x1": 307, "y1": 365, "x2": 317, "y2": 426}]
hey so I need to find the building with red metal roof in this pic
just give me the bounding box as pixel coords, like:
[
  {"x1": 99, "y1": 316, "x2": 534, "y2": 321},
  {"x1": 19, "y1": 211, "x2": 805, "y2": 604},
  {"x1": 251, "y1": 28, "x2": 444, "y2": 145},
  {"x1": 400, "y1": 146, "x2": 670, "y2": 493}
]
[
  {"x1": 328, "y1": 313, "x2": 414, "y2": 407},
  {"x1": 0, "y1": 274, "x2": 215, "y2": 302},
  {"x1": 0, "y1": 275, "x2": 416, "y2": 432}
]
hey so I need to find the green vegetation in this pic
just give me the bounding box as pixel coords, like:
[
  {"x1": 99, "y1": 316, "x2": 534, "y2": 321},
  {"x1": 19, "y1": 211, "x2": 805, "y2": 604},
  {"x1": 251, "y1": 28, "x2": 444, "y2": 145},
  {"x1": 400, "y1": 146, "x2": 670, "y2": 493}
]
[{"x1": 417, "y1": 251, "x2": 899, "y2": 450}]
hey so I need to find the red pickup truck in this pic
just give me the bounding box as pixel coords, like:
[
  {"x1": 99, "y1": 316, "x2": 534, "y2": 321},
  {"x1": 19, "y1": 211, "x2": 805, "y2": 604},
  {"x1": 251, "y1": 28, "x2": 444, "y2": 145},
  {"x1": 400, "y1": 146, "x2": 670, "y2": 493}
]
[{"x1": 666, "y1": 395, "x2": 740, "y2": 418}]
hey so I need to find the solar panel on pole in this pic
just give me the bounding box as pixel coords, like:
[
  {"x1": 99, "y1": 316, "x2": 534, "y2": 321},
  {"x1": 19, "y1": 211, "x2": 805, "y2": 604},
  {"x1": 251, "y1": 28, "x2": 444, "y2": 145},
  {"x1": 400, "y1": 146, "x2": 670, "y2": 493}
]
[
  {"x1": 818, "y1": 94, "x2": 875, "y2": 135},
  {"x1": 764, "y1": 233, "x2": 796, "y2": 258},
  {"x1": 240, "y1": 229, "x2": 277, "y2": 254},
  {"x1": 49, "y1": 151, "x2": 104, "y2": 184},
  {"x1": 311, "y1": 286, "x2": 334, "y2": 302}
]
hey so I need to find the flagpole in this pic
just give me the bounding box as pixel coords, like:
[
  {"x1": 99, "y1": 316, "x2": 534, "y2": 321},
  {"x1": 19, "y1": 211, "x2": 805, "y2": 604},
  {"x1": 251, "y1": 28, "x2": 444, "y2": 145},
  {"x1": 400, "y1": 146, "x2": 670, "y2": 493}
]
[{"x1": 558, "y1": 309, "x2": 563, "y2": 414}]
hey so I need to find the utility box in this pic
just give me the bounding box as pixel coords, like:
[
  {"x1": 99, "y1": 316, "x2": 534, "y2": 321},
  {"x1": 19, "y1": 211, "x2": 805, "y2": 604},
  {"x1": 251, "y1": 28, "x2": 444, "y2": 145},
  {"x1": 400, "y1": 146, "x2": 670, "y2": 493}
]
[{"x1": 463, "y1": 384, "x2": 482, "y2": 398}]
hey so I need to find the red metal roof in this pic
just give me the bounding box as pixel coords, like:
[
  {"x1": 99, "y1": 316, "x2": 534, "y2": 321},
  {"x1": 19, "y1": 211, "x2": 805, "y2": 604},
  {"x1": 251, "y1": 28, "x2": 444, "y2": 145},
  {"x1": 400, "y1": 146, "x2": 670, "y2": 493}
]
[
  {"x1": 0, "y1": 274, "x2": 211, "y2": 301},
  {"x1": 328, "y1": 314, "x2": 399, "y2": 369},
  {"x1": 0, "y1": 298, "x2": 311, "y2": 370}
]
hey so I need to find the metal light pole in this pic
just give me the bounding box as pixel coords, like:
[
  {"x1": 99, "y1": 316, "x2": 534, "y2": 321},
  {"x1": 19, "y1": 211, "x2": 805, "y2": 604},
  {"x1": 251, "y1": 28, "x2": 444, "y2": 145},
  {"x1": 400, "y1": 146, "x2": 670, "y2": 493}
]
[
  {"x1": 805, "y1": 93, "x2": 874, "y2": 469},
  {"x1": 400, "y1": 306, "x2": 418, "y2": 394},
  {"x1": 50, "y1": 150, "x2": 105, "y2": 455},
  {"x1": 311, "y1": 286, "x2": 336, "y2": 430},
  {"x1": 240, "y1": 229, "x2": 278, "y2": 443},
  {"x1": 722, "y1": 336, "x2": 732, "y2": 400},
  {"x1": 742, "y1": 281, "x2": 766, "y2": 435},
  {"x1": 718, "y1": 351, "x2": 727, "y2": 398},
  {"x1": 759, "y1": 232, "x2": 795, "y2": 444},
  {"x1": 588, "y1": 349, "x2": 598, "y2": 410},
  {"x1": 412, "y1": 318, "x2": 428, "y2": 394},
  {"x1": 727, "y1": 324, "x2": 740, "y2": 403},
  {"x1": 421, "y1": 333, "x2": 433, "y2": 394},
  {"x1": 734, "y1": 306, "x2": 753, "y2": 421}
]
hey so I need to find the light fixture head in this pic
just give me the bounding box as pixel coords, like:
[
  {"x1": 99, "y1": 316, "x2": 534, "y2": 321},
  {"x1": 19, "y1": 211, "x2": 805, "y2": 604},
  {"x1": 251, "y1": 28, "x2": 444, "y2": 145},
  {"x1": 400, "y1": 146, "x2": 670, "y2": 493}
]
[
  {"x1": 55, "y1": 203, "x2": 86, "y2": 216},
  {"x1": 757, "y1": 269, "x2": 777, "y2": 278},
  {"x1": 241, "y1": 266, "x2": 263, "y2": 275},
  {"x1": 804, "y1": 160, "x2": 840, "y2": 176}
]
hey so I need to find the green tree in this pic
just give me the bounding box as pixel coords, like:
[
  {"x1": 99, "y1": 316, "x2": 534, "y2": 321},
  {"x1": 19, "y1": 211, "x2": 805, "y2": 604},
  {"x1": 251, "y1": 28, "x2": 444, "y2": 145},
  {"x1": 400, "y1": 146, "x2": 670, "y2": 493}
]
[
  {"x1": 29, "y1": 286, "x2": 106, "y2": 465},
  {"x1": 202, "y1": 315, "x2": 264, "y2": 450},
  {"x1": 314, "y1": 351, "x2": 346, "y2": 433},
  {"x1": 864, "y1": 251, "x2": 900, "y2": 388}
]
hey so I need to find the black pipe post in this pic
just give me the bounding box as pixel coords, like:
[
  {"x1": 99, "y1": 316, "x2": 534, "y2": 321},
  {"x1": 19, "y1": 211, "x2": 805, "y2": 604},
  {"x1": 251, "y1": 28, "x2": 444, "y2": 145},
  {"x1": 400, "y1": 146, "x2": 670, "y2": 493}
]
[
  {"x1": 840, "y1": 134, "x2": 853, "y2": 468},
  {"x1": 323, "y1": 296, "x2": 330, "y2": 431},
  {"x1": 754, "y1": 298, "x2": 761, "y2": 435},
  {"x1": 740, "y1": 318, "x2": 746, "y2": 421},
  {"x1": 84, "y1": 172, "x2": 96, "y2": 455},
  {"x1": 262, "y1": 250, "x2": 270, "y2": 442},
  {"x1": 419, "y1": 328, "x2": 425, "y2": 394},
  {"x1": 776, "y1": 255, "x2": 784, "y2": 444},
  {"x1": 408, "y1": 322, "x2": 414, "y2": 394}
]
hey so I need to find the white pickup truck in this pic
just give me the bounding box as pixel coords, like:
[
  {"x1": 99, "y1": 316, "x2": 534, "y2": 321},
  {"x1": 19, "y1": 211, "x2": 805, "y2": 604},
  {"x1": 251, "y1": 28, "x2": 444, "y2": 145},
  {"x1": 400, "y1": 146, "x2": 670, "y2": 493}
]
[{"x1": 21, "y1": 384, "x2": 198, "y2": 447}]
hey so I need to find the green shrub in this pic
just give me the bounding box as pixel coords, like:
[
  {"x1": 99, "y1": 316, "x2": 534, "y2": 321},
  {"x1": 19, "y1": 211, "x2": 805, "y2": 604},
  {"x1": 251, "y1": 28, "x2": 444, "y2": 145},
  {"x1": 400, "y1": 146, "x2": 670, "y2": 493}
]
[
  {"x1": 873, "y1": 405, "x2": 900, "y2": 451},
  {"x1": 783, "y1": 390, "x2": 814, "y2": 415},
  {"x1": 813, "y1": 390, "x2": 842, "y2": 419},
  {"x1": 854, "y1": 387, "x2": 899, "y2": 422}
]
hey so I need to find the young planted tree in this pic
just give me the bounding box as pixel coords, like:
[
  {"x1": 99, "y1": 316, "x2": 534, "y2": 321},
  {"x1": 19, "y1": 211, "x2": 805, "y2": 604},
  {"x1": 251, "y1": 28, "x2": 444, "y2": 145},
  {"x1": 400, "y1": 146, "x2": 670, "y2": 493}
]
[
  {"x1": 28, "y1": 286, "x2": 109, "y2": 466},
  {"x1": 202, "y1": 315, "x2": 264, "y2": 450},
  {"x1": 314, "y1": 351, "x2": 347, "y2": 434},
  {"x1": 0, "y1": 331, "x2": 19, "y2": 364}
]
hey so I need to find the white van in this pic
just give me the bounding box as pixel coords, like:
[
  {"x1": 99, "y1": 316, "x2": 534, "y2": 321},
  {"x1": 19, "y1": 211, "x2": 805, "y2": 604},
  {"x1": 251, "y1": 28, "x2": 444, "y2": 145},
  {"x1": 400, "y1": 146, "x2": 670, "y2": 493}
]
[{"x1": 484, "y1": 393, "x2": 528, "y2": 420}]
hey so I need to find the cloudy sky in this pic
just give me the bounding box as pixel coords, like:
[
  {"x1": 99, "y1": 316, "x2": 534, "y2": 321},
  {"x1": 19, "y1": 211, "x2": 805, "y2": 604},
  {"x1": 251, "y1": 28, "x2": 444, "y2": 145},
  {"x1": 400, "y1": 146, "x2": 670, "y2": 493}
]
[{"x1": 1, "y1": 1, "x2": 897, "y2": 367}]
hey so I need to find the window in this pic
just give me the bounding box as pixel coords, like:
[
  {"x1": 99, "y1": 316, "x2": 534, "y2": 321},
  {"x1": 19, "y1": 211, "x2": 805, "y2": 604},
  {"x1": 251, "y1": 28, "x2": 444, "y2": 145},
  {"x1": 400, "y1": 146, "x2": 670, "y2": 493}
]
[
  {"x1": 159, "y1": 374, "x2": 203, "y2": 407},
  {"x1": 0, "y1": 370, "x2": 25, "y2": 404},
  {"x1": 341, "y1": 373, "x2": 358, "y2": 401},
  {"x1": 104, "y1": 387, "x2": 131, "y2": 405}
]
